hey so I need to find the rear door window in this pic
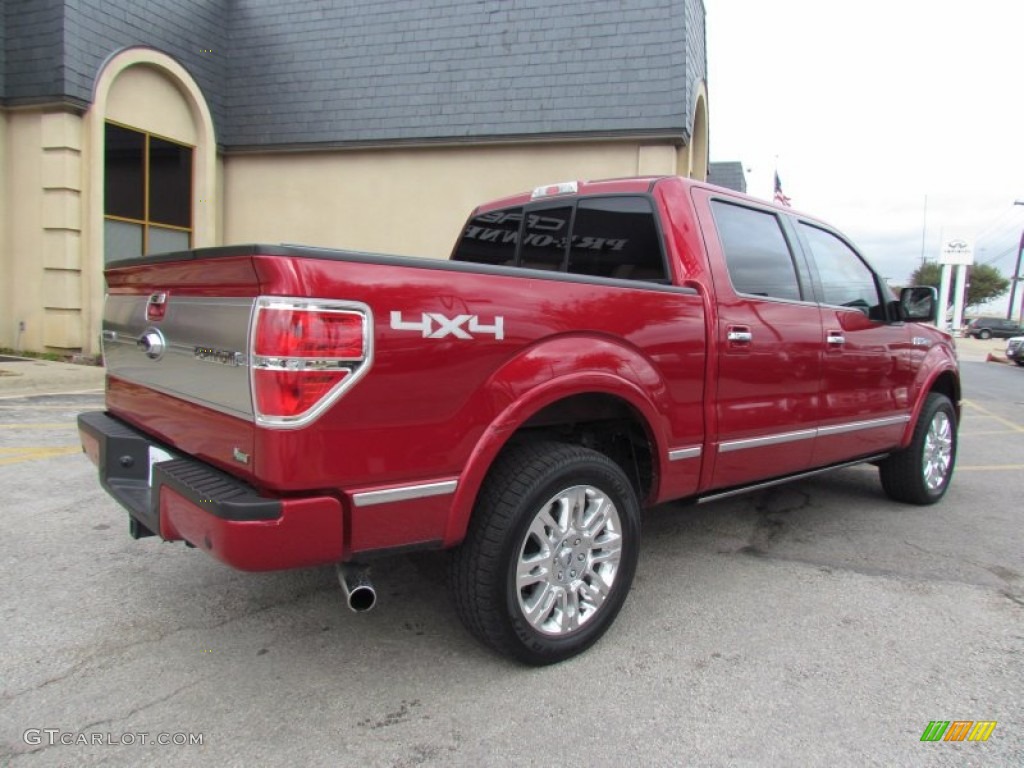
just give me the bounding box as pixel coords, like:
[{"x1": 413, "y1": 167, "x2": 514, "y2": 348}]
[{"x1": 711, "y1": 200, "x2": 803, "y2": 301}]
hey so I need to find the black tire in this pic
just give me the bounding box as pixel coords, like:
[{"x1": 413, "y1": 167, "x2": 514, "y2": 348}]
[
  {"x1": 878, "y1": 393, "x2": 957, "y2": 505},
  {"x1": 450, "y1": 440, "x2": 640, "y2": 665},
  {"x1": 1015, "y1": 360, "x2": 1024, "y2": 367},
  {"x1": 978, "y1": 329, "x2": 992, "y2": 339}
]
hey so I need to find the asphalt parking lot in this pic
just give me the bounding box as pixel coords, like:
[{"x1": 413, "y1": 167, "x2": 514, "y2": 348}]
[{"x1": 0, "y1": 355, "x2": 1021, "y2": 767}]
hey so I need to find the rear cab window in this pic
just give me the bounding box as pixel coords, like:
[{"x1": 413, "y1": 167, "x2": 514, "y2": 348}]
[
  {"x1": 452, "y1": 195, "x2": 669, "y2": 283},
  {"x1": 520, "y1": 208, "x2": 572, "y2": 271},
  {"x1": 452, "y1": 208, "x2": 523, "y2": 266}
]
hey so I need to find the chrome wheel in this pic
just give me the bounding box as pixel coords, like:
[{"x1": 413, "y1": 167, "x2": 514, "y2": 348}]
[
  {"x1": 451, "y1": 441, "x2": 640, "y2": 664},
  {"x1": 879, "y1": 392, "x2": 957, "y2": 505},
  {"x1": 922, "y1": 411, "x2": 953, "y2": 490},
  {"x1": 516, "y1": 484, "x2": 623, "y2": 636}
]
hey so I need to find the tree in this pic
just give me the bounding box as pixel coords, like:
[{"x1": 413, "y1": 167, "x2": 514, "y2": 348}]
[
  {"x1": 910, "y1": 261, "x2": 1009, "y2": 309},
  {"x1": 910, "y1": 261, "x2": 942, "y2": 291},
  {"x1": 966, "y1": 264, "x2": 1011, "y2": 309}
]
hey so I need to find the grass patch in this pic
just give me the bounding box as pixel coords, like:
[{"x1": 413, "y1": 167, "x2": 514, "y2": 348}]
[
  {"x1": 0, "y1": 347, "x2": 63, "y2": 362},
  {"x1": 0, "y1": 348, "x2": 102, "y2": 366}
]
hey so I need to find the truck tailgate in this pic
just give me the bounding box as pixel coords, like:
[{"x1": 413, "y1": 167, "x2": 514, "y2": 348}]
[{"x1": 103, "y1": 253, "x2": 260, "y2": 477}]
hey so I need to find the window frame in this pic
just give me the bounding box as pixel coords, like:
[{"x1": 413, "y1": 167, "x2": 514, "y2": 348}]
[{"x1": 103, "y1": 120, "x2": 194, "y2": 259}]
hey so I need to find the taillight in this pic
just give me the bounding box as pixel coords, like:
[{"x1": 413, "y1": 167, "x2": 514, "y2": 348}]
[
  {"x1": 254, "y1": 309, "x2": 364, "y2": 359},
  {"x1": 250, "y1": 298, "x2": 372, "y2": 427}
]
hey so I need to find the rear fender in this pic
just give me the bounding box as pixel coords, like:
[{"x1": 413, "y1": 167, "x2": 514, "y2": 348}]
[{"x1": 442, "y1": 335, "x2": 671, "y2": 546}]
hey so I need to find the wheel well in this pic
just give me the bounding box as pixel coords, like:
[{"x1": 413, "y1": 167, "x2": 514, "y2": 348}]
[
  {"x1": 511, "y1": 393, "x2": 656, "y2": 501},
  {"x1": 929, "y1": 371, "x2": 961, "y2": 420}
]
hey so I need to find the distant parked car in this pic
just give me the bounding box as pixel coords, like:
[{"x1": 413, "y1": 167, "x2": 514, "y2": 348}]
[
  {"x1": 1007, "y1": 336, "x2": 1024, "y2": 366},
  {"x1": 965, "y1": 317, "x2": 1024, "y2": 340}
]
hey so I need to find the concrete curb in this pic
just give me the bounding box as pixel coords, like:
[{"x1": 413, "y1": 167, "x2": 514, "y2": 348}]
[{"x1": 0, "y1": 357, "x2": 106, "y2": 398}]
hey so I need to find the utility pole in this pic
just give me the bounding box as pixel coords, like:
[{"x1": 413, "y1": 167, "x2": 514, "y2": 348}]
[
  {"x1": 1009, "y1": 230, "x2": 1024, "y2": 322},
  {"x1": 1012, "y1": 201, "x2": 1024, "y2": 323},
  {"x1": 920, "y1": 194, "x2": 928, "y2": 267}
]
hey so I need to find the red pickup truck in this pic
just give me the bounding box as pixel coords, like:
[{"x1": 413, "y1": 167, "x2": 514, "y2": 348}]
[{"x1": 79, "y1": 176, "x2": 960, "y2": 664}]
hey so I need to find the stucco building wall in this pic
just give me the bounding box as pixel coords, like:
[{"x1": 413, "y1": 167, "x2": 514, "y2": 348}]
[{"x1": 223, "y1": 141, "x2": 682, "y2": 260}]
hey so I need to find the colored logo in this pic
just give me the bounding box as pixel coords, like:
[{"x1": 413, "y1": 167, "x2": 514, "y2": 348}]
[{"x1": 920, "y1": 721, "x2": 997, "y2": 742}]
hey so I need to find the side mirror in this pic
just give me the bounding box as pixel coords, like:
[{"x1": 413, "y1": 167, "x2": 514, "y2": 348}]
[{"x1": 899, "y1": 286, "x2": 937, "y2": 322}]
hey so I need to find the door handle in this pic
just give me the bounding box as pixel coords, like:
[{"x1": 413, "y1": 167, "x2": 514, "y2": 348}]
[
  {"x1": 826, "y1": 331, "x2": 845, "y2": 346},
  {"x1": 727, "y1": 329, "x2": 753, "y2": 343}
]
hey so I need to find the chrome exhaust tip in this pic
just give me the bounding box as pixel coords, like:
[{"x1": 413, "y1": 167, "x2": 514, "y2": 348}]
[{"x1": 336, "y1": 564, "x2": 377, "y2": 613}]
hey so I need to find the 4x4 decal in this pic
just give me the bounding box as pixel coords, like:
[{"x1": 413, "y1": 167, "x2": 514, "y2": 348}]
[{"x1": 390, "y1": 311, "x2": 504, "y2": 340}]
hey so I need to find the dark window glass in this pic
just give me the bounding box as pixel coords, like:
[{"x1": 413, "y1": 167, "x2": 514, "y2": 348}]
[
  {"x1": 104, "y1": 124, "x2": 144, "y2": 220},
  {"x1": 519, "y1": 207, "x2": 572, "y2": 270},
  {"x1": 148, "y1": 137, "x2": 192, "y2": 227},
  {"x1": 103, "y1": 123, "x2": 193, "y2": 261},
  {"x1": 711, "y1": 201, "x2": 802, "y2": 301},
  {"x1": 799, "y1": 223, "x2": 882, "y2": 318},
  {"x1": 568, "y1": 197, "x2": 665, "y2": 281},
  {"x1": 451, "y1": 207, "x2": 523, "y2": 265}
]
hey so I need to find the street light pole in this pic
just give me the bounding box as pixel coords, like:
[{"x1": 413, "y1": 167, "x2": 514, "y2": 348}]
[
  {"x1": 1011, "y1": 201, "x2": 1024, "y2": 323},
  {"x1": 1011, "y1": 230, "x2": 1024, "y2": 323}
]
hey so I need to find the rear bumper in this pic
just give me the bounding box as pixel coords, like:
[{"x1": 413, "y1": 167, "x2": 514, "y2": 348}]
[{"x1": 77, "y1": 411, "x2": 343, "y2": 571}]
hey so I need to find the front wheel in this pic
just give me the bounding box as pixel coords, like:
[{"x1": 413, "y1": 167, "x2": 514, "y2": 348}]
[
  {"x1": 450, "y1": 441, "x2": 640, "y2": 665},
  {"x1": 978, "y1": 329, "x2": 992, "y2": 339},
  {"x1": 878, "y1": 393, "x2": 957, "y2": 504}
]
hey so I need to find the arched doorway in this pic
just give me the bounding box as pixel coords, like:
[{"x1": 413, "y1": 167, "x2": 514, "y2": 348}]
[
  {"x1": 83, "y1": 48, "x2": 217, "y2": 351},
  {"x1": 686, "y1": 82, "x2": 709, "y2": 180}
]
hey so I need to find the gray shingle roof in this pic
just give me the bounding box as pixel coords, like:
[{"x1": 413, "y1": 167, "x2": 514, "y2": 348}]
[
  {"x1": 708, "y1": 161, "x2": 747, "y2": 193},
  {"x1": 65, "y1": 0, "x2": 231, "y2": 137},
  {"x1": 2, "y1": 0, "x2": 64, "y2": 103},
  {"x1": 0, "y1": 0, "x2": 8, "y2": 98},
  {"x1": 2, "y1": 0, "x2": 706, "y2": 149},
  {"x1": 224, "y1": 0, "x2": 705, "y2": 147},
  {"x1": 0, "y1": 0, "x2": 5, "y2": 98},
  {"x1": 2, "y1": 0, "x2": 230, "y2": 130}
]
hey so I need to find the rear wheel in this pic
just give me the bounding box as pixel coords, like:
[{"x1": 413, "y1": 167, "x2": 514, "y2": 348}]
[
  {"x1": 879, "y1": 393, "x2": 956, "y2": 504},
  {"x1": 450, "y1": 441, "x2": 640, "y2": 665}
]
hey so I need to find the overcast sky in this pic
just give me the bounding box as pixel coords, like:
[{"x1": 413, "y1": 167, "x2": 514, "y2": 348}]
[{"x1": 706, "y1": 0, "x2": 1024, "y2": 315}]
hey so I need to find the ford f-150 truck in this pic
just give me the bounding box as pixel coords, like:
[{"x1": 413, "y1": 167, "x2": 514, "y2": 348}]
[{"x1": 79, "y1": 176, "x2": 960, "y2": 664}]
